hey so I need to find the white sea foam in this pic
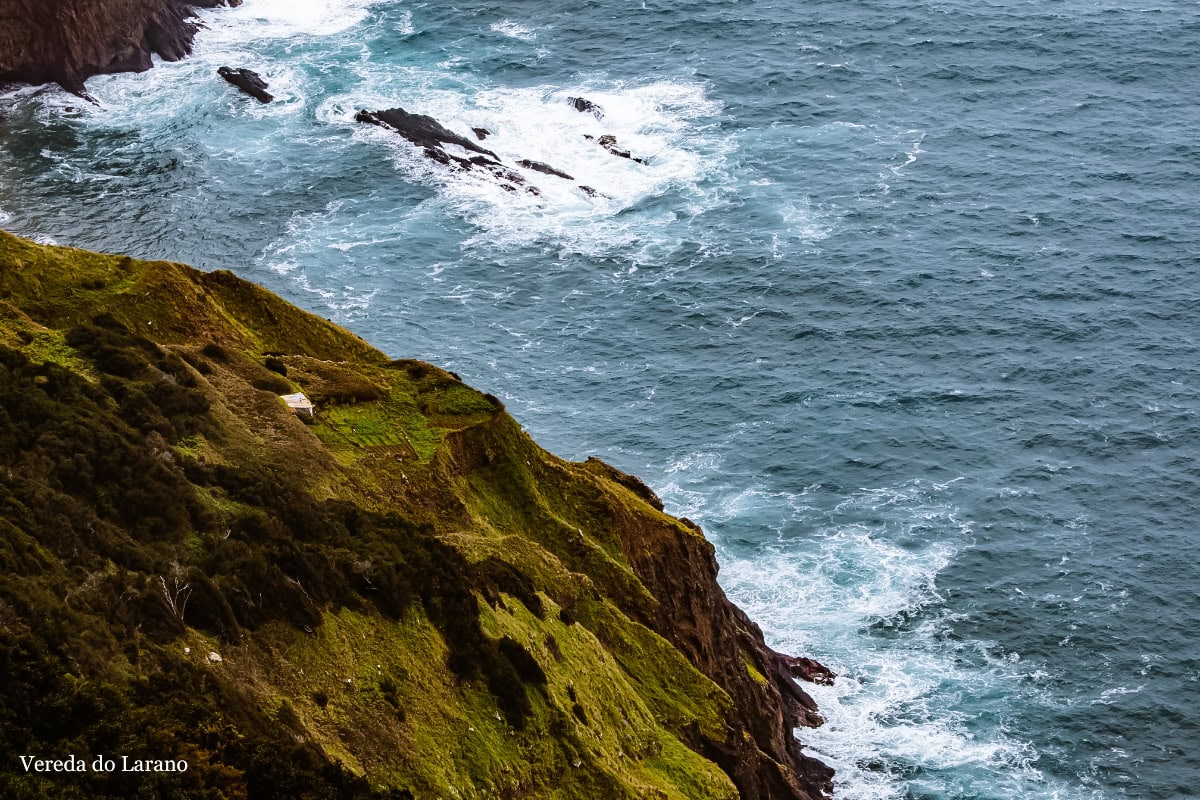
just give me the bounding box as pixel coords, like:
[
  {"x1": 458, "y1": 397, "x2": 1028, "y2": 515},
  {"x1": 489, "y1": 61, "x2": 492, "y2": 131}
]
[
  {"x1": 192, "y1": 0, "x2": 385, "y2": 42},
  {"x1": 664, "y1": 451, "x2": 723, "y2": 475},
  {"x1": 265, "y1": 200, "x2": 347, "y2": 276},
  {"x1": 0, "y1": 83, "x2": 51, "y2": 103},
  {"x1": 490, "y1": 20, "x2": 537, "y2": 41},
  {"x1": 655, "y1": 453, "x2": 1098, "y2": 800},
  {"x1": 0, "y1": 207, "x2": 11, "y2": 226},
  {"x1": 327, "y1": 79, "x2": 732, "y2": 257},
  {"x1": 395, "y1": 10, "x2": 415, "y2": 36},
  {"x1": 46, "y1": 0, "x2": 812, "y2": 265}
]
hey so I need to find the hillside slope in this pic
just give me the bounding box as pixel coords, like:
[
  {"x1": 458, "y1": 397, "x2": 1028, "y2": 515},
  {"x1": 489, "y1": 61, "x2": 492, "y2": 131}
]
[{"x1": 0, "y1": 230, "x2": 833, "y2": 799}]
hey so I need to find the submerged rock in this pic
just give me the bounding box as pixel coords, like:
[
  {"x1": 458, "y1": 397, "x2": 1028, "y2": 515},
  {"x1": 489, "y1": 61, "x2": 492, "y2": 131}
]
[
  {"x1": 218, "y1": 66, "x2": 273, "y2": 103},
  {"x1": 472, "y1": 127, "x2": 492, "y2": 140}
]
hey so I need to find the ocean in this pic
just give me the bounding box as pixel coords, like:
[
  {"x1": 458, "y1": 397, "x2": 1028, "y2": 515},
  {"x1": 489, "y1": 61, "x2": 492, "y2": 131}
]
[{"x1": 1, "y1": 1, "x2": 1198, "y2": 797}]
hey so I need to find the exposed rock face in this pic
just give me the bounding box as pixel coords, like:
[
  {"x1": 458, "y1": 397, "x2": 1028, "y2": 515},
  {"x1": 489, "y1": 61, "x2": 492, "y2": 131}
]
[
  {"x1": 218, "y1": 65, "x2": 272, "y2": 103},
  {"x1": 576, "y1": 457, "x2": 834, "y2": 800},
  {"x1": 0, "y1": 0, "x2": 240, "y2": 95}
]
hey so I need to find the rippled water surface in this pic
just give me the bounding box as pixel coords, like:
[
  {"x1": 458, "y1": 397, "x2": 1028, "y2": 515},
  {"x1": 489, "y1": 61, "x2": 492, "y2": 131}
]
[{"x1": 3, "y1": 1, "x2": 1199, "y2": 798}]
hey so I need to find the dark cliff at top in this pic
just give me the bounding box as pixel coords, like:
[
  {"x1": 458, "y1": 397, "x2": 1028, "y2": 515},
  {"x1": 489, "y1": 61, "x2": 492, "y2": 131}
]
[{"x1": 0, "y1": 0, "x2": 238, "y2": 95}]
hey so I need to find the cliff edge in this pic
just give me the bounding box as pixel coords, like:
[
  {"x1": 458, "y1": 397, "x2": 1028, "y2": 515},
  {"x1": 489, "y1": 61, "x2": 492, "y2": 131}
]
[
  {"x1": 0, "y1": 0, "x2": 237, "y2": 95},
  {"x1": 0, "y1": 230, "x2": 833, "y2": 799}
]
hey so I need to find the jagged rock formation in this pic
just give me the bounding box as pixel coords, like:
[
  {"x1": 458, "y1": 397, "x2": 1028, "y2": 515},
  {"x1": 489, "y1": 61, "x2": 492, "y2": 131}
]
[
  {"x1": 218, "y1": 65, "x2": 272, "y2": 103},
  {"x1": 356, "y1": 105, "x2": 628, "y2": 200},
  {"x1": 586, "y1": 133, "x2": 648, "y2": 164},
  {"x1": 356, "y1": 106, "x2": 560, "y2": 195},
  {"x1": 0, "y1": 230, "x2": 834, "y2": 799},
  {"x1": 0, "y1": 0, "x2": 240, "y2": 95},
  {"x1": 355, "y1": 107, "x2": 500, "y2": 162},
  {"x1": 518, "y1": 159, "x2": 574, "y2": 180}
]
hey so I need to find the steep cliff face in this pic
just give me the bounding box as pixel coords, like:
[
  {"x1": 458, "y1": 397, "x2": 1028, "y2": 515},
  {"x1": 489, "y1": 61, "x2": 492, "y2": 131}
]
[
  {"x1": 0, "y1": 230, "x2": 833, "y2": 799},
  {"x1": 0, "y1": 0, "x2": 236, "y2": 94}
]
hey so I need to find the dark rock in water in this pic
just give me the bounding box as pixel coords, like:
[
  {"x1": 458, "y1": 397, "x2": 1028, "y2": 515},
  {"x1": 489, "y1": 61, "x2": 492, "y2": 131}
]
[
  {"x1": 0, "y1": 1, "x2": 242, "y2": 96},
  {"x1": 586, "y1": 133, "x2": 647, "y2": 164},
  {"x1": 356, "y1": 107, "x2": 499, "y2": 162},
  {"x1": 471, "y1": 156, "x2": 528, "y2": 186},
  {"x1": 472, "y1": 127, "x2": 491, "y2": 140},
  {"x1": 517, "y1": 159, "x2": 574, "y2": 181},
  {"x1": 357, "y1": 107, "x2": 543, "y2": 195},
  {"x1": 598, "y1": 134, "x2": 646, "y2": 164},
  {"x1": 785, "y1": 655, "x2": 837, "y2": 686},
  {"x1": 218, "y1": 66, "x2": 273, "y2": 103},
  {"x1": 578, "y1": 185, "x2": 607, "y2": 199},
  {"x1": 566, "y1": 96, "x2": 604, "y2": 119}
]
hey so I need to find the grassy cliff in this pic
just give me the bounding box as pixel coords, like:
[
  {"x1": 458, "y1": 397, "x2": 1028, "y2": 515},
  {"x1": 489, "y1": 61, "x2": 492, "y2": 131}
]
[{"x1": 0, "y1": 230, "x2": 833, "y2": 800}]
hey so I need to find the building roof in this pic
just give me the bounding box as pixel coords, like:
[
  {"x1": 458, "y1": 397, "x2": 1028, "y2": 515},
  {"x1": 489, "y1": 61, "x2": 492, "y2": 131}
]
[{"x1": 280, "y1": 392, "x2": 314, "y2": 410}]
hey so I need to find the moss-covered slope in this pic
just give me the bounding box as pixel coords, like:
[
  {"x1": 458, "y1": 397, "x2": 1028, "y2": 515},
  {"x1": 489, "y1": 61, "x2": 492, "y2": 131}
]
[{"x1": 0, "y1": 230, "x2": 833, "y2": 800}]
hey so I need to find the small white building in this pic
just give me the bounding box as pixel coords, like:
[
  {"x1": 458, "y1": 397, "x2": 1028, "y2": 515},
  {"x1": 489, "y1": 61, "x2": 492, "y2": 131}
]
[{"x1": 280, "y1": 392, "x2": 315, "y2": 418}]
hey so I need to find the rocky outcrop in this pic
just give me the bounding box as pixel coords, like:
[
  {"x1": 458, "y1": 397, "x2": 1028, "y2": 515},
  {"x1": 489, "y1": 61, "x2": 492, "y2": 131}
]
[
  {"x1": 355, "y1": 107, "x2": 499, "y2": 161},
  {"x1": 356, "y1": 105, "x2": 641, "y2": 200},
  {"x1": 517, "y1": 159, "x2": 574, "y2": 180},
  {"x1": 788, "y1": 655, "x2": 838, "y2": 686},
  {"x1": 357, "y1": 106, "x2": 554, "y2": 195},
  {"x1": 586, "y1": 133, "x2": 647, "y2": 164},
  {"x1": 0, "y1": 0, "x2": 241, "y2": 95},
  {"x1": 218, "y1": 65, "x2": 272, "y2": 103}
]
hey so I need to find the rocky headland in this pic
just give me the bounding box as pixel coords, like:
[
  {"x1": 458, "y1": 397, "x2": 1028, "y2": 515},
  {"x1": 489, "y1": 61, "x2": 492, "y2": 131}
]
[{"x1": 0, "y1": 231, "x2": 835, "y2": 798}]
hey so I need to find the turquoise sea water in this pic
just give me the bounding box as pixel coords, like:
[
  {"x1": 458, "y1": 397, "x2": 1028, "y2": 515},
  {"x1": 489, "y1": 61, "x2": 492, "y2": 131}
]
[{"x1": 2, "y1": 1, "x2": 1198, "y2": 798}]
